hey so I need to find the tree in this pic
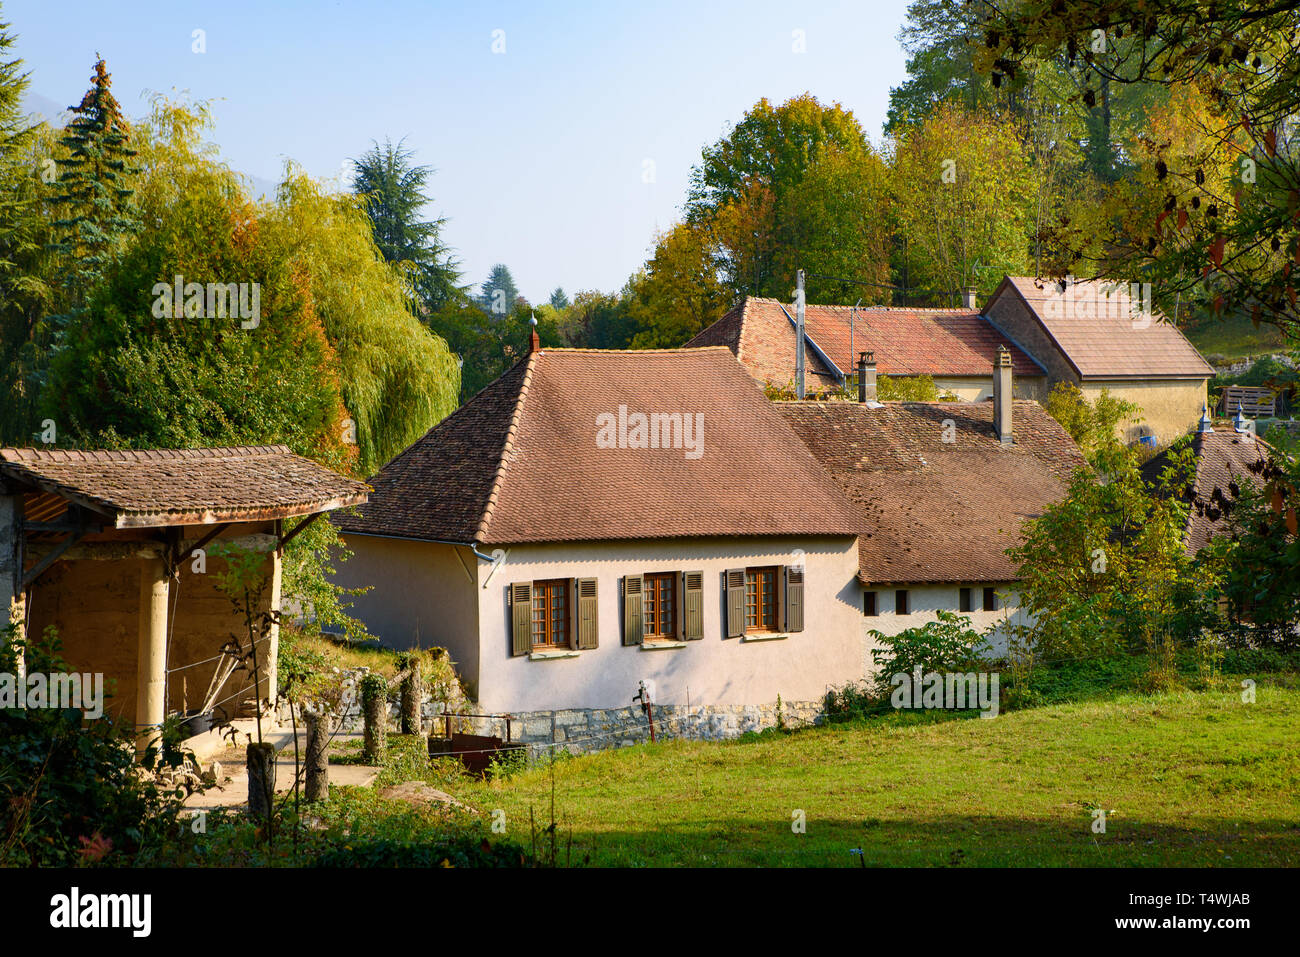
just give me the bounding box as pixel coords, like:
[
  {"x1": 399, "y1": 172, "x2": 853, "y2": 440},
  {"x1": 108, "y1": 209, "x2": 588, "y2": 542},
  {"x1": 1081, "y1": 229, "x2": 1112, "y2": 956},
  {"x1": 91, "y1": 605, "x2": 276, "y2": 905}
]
[
  {"x1": 548, "y1": 286, "x2": 569, "y2": 311},
  {"x1": 687, "y1": 94, "x2": 878, "y2": 298},
  {"x1": 1044, "y1": 382, "x2": 1142, "y2": 470},
  {"x1": 350, "y1": 137, "x2": 462, "y2": 313},
  {"x1": 47, "y1": 59, "x2": 139, "y2": 294},
  {"x1": 625, "y1": 221, "x2": 732, "y2": 348},
  {"x1": 477, "y1": 263, "x2": 520, "y2": 318},
  {"x1": 891, "y1": 103, "x2": 1034, "y2": 296},
  {"x1": 976, "y1": 0, "x2": 1300, "y2": 334}
]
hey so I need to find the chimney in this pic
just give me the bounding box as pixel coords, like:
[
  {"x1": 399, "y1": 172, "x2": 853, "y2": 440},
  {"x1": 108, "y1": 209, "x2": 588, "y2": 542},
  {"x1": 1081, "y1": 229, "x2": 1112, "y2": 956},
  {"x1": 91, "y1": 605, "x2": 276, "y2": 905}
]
[
  {"x1": 529, "y1": 312, "x2": 540, "y2": 353},
  {"x1": 858, "y1": 351, "x2": 877, "y2": 403},
  {"x1": 993, "y1": 345, "x2": 1013, "y2": 444},
  {"x1": 963, "y1": 286, "x2": 979, "y2": 310}
]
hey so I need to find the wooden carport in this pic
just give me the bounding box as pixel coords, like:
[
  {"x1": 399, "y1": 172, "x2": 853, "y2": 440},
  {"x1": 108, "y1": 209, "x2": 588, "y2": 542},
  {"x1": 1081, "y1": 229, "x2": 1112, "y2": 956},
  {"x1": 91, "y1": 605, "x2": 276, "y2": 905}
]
[{"x1": 0, "y1": 445, "x2": 368, "y2": 751}]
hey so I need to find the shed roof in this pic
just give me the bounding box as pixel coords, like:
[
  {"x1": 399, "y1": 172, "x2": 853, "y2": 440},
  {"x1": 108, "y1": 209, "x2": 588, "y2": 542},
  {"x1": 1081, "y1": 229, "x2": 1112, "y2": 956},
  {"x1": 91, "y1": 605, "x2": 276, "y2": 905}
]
[{"x1": 0, "y1": 445, "x2": 369, "y2": 528}]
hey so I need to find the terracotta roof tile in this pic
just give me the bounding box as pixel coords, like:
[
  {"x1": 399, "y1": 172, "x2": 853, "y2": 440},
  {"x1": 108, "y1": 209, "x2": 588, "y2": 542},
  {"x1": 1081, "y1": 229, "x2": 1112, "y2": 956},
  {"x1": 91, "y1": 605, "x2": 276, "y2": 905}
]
[
  {"x1": 685, "y1": 296, "x2": 1043, "y2": 381},
  {"x1": 777, "y1": 399, "x2": 1085, "y2": 584},
  {"x1": 337, "y1": 347, "x2": 862, "y2": 545},
  {"x1": 0, "y1": 445, "x2": 369, "y2": 528},
  {"x1": 1140, "y1": 429, "x2": 1272, "y2": 555},
  {"x1": 1005, "y1": 276, "x2": 1215, "y2": 378}
]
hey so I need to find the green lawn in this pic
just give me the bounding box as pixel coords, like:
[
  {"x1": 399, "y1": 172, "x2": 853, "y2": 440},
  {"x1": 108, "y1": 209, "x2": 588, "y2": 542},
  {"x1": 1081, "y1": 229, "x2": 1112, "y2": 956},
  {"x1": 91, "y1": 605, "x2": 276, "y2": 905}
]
[
  {"x1": 1184, "y1": 313, "x2": 1293, "y2": 362},
  {"x1": 456, "y1": 683, "x2": 1300, "y2": 867}
]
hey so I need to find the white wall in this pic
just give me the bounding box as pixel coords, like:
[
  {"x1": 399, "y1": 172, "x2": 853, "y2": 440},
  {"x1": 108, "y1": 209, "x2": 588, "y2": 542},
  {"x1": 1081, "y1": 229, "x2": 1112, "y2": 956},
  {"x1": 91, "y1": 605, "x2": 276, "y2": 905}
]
[
  {"x1": 476, "y1": 536, "x2": 861, "y2": 713},
  {"x1": 858, "y1": 583, "x2": 1031, "y2": 680},
  {"x1": 334, "y1": 535, "x2": 481, "y2": 696}
]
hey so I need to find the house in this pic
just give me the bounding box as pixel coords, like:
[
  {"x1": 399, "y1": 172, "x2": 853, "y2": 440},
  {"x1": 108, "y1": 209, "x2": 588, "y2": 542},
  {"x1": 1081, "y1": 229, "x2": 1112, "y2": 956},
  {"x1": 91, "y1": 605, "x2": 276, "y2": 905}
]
[
  {"x1": 1139, "y1": 409, "x2": 1273, "y2": 555},
  {"x1": 684, "y1": 293, "x2": 1047, "y2": 400},
  {"x1": 776, "y1": 349, "x2": 1087, "y2": 667},
  {"x1": 332, "y1": 341, "x2": 865, "y2": 742},
  {"x1": 0, "y1": 445, "x2": 369, "y2": 749},
  {"x1": 984, "y1": 276, "x2": 1215, "y2": 444}
]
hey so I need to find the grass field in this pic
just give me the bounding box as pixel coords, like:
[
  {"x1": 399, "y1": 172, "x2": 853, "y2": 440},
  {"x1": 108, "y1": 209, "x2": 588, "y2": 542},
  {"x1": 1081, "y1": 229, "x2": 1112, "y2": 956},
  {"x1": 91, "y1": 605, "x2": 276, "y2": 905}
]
[
  {"x1": 1184, "y1": 313, "x2": 1293, "y2": 362},
  {"x1": 454, "y1": 682, "x2": 1300, "y2": 867}
]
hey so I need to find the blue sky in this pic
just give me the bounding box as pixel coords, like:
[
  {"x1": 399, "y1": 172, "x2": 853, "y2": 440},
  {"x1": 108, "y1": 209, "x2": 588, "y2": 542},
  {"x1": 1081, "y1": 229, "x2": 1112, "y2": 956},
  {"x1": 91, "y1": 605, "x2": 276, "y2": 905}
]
[{"x1": 7, "y1": 0, "x2": 912, "y2": 302}]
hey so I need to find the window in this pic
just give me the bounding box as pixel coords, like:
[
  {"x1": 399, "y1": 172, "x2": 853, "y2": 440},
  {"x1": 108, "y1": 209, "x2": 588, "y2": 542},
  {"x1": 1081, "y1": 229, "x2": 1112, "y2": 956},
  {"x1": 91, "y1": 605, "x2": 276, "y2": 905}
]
[
  {"x1": 642, "y1": 572, "x2": 676, "y2": 640},
  {"x1": 959, "y1": 587, "x2": 973, "y2": 613},
  {"x1": 983, "y1": 587, "x2": 998, "y2": 612},
  {"x1": 531, "y1": 579, "x2": 569, "y2": 649},
  {"x1": 895, "y1": 589, "x2": 909, "y2": 615},
  {"x1": 863, "y1": 590, "x2": 877, "y2": 616},
  {"x1": 745, "y1": 566, "x2": 778, "y2": 632}
]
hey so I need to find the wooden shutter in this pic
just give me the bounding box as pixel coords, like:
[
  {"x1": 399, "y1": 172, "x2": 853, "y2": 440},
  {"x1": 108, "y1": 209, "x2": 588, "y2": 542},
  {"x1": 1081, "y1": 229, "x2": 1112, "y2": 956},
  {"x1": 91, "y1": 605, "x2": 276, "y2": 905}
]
[
  {"x1": 622, "y1": 574, "x2": 643, "y2": 646},
  {"x1": 725, "y1": 568, "x2": 745, "y2": 638},
  {"x1": 682, "y1": 571, "x2": 704, "y2": 640},
  {"x1": 510, "y1": 581, "x2": 533, "y2": 656},
  {"x1": 784, "y1": 565, "x2": 804, "y2": 633},
  {"x1": 576, "y1": 577, "x2": 598, "y2": 649}
]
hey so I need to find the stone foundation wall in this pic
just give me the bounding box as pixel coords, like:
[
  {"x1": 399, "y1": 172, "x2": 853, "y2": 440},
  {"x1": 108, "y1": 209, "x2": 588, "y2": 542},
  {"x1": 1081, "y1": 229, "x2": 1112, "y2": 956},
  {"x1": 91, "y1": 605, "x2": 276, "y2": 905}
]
[{"x1": 283, "y1": 667, "x2": 826, "y2": 757}]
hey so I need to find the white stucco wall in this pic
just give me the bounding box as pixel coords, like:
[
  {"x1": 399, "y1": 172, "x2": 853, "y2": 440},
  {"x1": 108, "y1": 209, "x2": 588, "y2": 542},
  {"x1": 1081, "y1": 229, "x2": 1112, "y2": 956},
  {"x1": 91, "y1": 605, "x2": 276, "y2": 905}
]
[
  {"x1": 1079, "y1": 378, "x2": 1208, "y2": 445},
  {"x1": 476, "y1": 535, "x2": 861, "y2": 713},
  {"x1": 334, "y1": 535, "x2": 482, "y2": 696},
  {"x1": 858, "y1": 583, "x2": 1031, "y2": 680},
  {"x1": 932, "y1": 376, "x2": 1048, "y2": 403}
]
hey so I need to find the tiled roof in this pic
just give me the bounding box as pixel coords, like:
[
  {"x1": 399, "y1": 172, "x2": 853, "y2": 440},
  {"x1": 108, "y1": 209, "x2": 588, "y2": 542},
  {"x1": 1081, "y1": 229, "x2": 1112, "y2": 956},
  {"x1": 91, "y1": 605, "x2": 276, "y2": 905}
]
[
  {"x1": 682, "y1": 298, "x2": 847, "y2": 388},
  {"x1": 1140, "y1": 429, "x2": 1272, "y2": 555},
  {"x1": 684, "y1": 296, "x2": 1043, "y2": 381},
  {"x1": 776, "y1": 399, "x2": 1085, "y2": 584},
  {"x1": 0, "y1": 445, "x2": 369, "y2": 528},
  {"x1": 336, "y1": 346, "x2": 862, "y2": 546},
  {"x1": 1002, "y1": 276, "x2": 1215, "y2": 379}
]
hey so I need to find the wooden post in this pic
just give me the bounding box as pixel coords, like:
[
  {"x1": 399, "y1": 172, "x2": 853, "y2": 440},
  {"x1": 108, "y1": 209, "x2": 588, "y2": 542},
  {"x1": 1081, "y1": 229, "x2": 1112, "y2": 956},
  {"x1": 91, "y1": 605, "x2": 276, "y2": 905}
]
[
  {"x1": 304, "y1": 708, "x2": 329, "y2": 803},
  {"x1": 361, "y1": 673, "x2": 387, "y2": 763},
  {"x1": 399, "y1": 656, "x2": 421, "y2": 735},
  {"x1": 246, "y1": 741, "x2": 276, "y2": 818},
  {"x1": 136, "y1": 557, "x2": 169, "y2": 754}
]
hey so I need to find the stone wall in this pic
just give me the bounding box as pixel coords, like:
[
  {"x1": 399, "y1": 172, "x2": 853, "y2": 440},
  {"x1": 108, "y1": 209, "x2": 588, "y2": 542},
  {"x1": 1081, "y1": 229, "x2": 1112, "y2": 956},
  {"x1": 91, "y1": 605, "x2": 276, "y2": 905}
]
[{"x1": 290, "y1": 667, "x2": 826, "y2": 757}]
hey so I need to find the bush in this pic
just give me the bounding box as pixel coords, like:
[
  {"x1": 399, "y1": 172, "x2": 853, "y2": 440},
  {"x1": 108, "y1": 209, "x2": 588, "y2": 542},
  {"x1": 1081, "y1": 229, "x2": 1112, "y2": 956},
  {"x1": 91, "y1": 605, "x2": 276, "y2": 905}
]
[
  {"x1": 868, "y1": 611, "x2": 990, "y2": 697},
  {"x1": 0, "y1": 626, "x2": 187, "y2": 866}
]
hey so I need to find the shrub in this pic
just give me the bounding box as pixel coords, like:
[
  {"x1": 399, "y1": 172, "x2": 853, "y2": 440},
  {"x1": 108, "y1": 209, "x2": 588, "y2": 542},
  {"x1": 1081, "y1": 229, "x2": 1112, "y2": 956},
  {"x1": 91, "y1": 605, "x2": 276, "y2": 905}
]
[{"x1": 868, "y1": 611, "x2": 990, "y2": 697}]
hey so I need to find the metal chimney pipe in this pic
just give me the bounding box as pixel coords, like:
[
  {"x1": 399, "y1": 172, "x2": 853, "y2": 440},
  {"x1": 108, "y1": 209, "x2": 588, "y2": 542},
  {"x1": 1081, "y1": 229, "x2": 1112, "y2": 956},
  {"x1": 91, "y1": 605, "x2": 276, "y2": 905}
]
[{"x1": 795, "y1": 270, "x2": 806, "y2": 399}]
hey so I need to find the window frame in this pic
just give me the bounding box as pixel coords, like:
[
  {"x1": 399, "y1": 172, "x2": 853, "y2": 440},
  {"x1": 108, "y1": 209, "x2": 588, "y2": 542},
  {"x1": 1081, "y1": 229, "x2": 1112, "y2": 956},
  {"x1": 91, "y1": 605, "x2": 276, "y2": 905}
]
[
  {"x1": 530, "y1": 578, "x2": 571, "y2": 650},
  {"x1": 863, "y1": 590, "x2": 878, "y2": 617},
  {"x1": 895, "y1": 589, "x2": 909, "y2": 616},
  {"x1": 744, "y1": 566, "x2": 780, "y2": 633},
  {"x1": 982, "y1": 586, "x2": 998, "y2": 612},
  {"x1": 959, "y1": 587, "x2": 973, "y2": 613},
  {"x1": 642, "y1": 570, "x2": 678, "y2": 641}
]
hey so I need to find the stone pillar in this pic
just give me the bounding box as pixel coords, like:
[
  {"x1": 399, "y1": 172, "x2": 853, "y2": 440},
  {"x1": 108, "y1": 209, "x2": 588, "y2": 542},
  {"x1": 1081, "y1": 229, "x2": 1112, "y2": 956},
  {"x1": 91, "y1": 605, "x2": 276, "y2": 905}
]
[
  {"x1": 0, "y1": 491, "x2": 24, "y2": 675},
  {"x1": 136, "y1": 557, "x2": 169, "y2": 753},
  {"x1": 264, "y1": 548, "x2": 282, "y2": 705}
]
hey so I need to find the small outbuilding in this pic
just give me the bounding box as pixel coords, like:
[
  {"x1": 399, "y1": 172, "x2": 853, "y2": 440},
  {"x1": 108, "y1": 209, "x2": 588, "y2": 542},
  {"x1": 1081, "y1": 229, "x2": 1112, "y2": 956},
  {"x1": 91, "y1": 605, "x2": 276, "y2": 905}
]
[{"x1": 0, "y1": 445, "x2": 368, "y2": 749}]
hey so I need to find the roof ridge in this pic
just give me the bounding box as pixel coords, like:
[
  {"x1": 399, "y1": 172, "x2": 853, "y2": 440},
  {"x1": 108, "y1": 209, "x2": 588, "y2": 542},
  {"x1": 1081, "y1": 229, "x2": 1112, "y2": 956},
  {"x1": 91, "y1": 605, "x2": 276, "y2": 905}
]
[
  {"x1": 534, "y1": 345, "x2": 733, "y2": 356},
  {"x1": 476, "y1": 349, "x2": 538, "y2": 543}
]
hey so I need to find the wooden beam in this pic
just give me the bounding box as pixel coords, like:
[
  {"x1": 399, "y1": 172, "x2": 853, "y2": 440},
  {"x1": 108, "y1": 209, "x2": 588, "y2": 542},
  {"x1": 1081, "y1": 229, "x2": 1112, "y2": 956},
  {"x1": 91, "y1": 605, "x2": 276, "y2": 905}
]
[
  {"x1": 277, "y1": 512, "x2": 323, "y2": 552},
  {"x1": 21, "y1": 526, "x2": 90, "y2": 588}
]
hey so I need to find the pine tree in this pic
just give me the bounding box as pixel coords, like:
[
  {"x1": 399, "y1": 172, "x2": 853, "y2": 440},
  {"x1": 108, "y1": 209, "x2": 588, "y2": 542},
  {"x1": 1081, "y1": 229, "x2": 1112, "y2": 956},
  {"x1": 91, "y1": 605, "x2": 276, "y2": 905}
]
[
  {"x1": 549, "y1": 286, "x2": 569, "y2": 311},
  {"x1": 477, "y1": 263, "x2": 520, "y2": 318},
  {"x1": 48, "y1": 58, "x2": 139, "y2": 294},
  {"x1": 0, "y1": 12, "x2": 32, "y2": 263},
  {"x1": 350, "y1": 137, "x2": 462, "y2": 313}
]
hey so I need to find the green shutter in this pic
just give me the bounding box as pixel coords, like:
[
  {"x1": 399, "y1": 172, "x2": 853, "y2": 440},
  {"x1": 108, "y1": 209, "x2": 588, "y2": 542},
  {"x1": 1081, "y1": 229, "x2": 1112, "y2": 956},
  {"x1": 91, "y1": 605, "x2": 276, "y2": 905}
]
[
  {"x1": 725, "y1": 568, "x2": 745, "y2": 638},
  {"x1": 510, "y1": 581, "x2": 533, "y2": 656},
  {"x1": 622, "y1": 574, "x2": 643, "y2": 646},
  {"x1": 682, "y1": 571, "x2": 704, "y2": 640},
  {"x1": 784, "y1": 565, "x2": 804, "y2": 633},
  {"x1": 576, "y1": 577, "x2": 598, "y2": 649}
]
